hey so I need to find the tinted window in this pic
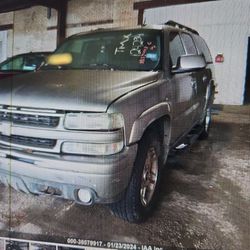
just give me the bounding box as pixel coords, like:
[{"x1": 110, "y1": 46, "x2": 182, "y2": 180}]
[
  {"x1": 169, "y1": 32, "x2": 185, "y2": 67},
  {"x1": 0, "y1": 54, "x2": 47, "y2": 71},
  {"x1": 0, "y1": 56, "x2": 24, "y2": 70},
  {"x1": 181, "y1": 33, "x2": 197, "y2": 55},
  {"x1": 193, "y1": 35, "x2": 213, "y2": 63}
]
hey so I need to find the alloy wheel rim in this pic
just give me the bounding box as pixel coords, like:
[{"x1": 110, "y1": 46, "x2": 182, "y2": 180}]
[{"x1": 140, "y1": 147, "x2": 159, "y2": 207}]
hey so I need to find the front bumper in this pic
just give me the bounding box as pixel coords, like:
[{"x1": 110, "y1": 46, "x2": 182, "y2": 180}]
[{"x1": 0, "y1": 144, "x2": 137, "y2": 204}]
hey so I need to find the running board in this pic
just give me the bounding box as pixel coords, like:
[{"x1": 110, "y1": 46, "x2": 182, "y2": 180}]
[{"x1": 174, "y1": 125, "x2": 203, "y2": 151}]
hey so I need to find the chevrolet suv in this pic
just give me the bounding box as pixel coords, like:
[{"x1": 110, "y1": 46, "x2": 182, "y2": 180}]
[{"x1": 0, "y1": 21, "x2": 215, "y2": 222}]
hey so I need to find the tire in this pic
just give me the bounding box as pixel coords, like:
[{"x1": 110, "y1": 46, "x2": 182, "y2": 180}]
[
  {"x1": 110, "y1": 131, "x2": 164, "y2": 223},
  {"x1": 199, "y1": 107, "x2": 211, "y2": 140}
]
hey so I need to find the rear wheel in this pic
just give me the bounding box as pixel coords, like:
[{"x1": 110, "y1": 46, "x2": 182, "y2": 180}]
[{"x1": 110, "y1": 131, "x2": 163, "y2": 223}]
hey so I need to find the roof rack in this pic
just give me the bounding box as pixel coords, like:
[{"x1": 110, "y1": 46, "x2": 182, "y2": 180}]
[{"x1": 165, "y1": 20, "x2": 199, "y2": 35}]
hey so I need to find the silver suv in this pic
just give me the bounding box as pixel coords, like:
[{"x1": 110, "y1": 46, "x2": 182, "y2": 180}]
[{"x1": 0, "y1": 21, "x2": 215, "y2": 222}]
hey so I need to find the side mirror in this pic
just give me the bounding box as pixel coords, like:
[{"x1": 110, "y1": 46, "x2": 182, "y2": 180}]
[{"x1": 172, "y1": 55, "x2": 206, "y2": 74}]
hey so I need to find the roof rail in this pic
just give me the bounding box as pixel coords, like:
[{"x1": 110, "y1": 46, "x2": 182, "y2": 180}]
[{"x1": 165, "y1": 20, "x2": 199, "y2": 35}]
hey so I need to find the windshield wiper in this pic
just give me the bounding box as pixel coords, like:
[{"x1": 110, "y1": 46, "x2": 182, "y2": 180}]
[
  {"x1": 88, "y1": 63, "x2": 117, "y2": 70},
  {"x1": 42, "y1": 63, "x2": 121, "y2": 71}
]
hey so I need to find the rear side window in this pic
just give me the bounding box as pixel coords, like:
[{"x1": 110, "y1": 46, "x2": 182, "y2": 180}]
[
  {"x1": 169, "y1": 32, "x2": 185, "y2": 67},
  {"x1": 181, "y1": 33, "x2": 197, "y2": 55},
  {"x1": 193, "y1": 35, "x2": 213, "y2": 63},
  {"x1": 0, "y1": 56, "x2": 24, "y2": 71}
]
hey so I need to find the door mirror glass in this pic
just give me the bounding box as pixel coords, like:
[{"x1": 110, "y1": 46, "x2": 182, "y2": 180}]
[{"x1": 172, "y1": 55, "x2": 206, "y2": 74}]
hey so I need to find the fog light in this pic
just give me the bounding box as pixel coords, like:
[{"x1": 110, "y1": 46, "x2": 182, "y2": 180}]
[{"x1": 78, "y1": 189, "x2": 92, "y2": 203}]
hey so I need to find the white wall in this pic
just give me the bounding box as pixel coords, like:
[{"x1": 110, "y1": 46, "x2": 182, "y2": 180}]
[
  {"x1": 0, "y1": 31, "x2": 7, "y2": 62},
  {"x1": 144, "y1": 0, "x2": 250, "y2": 105},
  {"x1": 0, "y1": 12, "x2": 14, "y2": 58}
]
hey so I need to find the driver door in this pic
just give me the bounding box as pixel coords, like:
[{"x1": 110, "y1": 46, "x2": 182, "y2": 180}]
[{"x1": 168, "y1": 32, "x2": 196, "y2": 143}]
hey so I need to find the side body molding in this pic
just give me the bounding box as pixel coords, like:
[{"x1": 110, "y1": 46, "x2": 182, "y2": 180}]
[{"x1": 129, "y1": 102, "x2": 171, "y2": 144}]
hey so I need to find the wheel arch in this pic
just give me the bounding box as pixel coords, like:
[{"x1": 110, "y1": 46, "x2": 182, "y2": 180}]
[{"x1": 128, "y1": 102, "x2": 172, "y2": 162}]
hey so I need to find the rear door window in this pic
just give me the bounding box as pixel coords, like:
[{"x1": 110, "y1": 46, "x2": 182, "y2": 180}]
[
  {"x1": 193, "y1": 35, "x2": 213, "y2": 63},
  {"x1": 181, "y1": 33, "x2": 197, "y2": 55}
]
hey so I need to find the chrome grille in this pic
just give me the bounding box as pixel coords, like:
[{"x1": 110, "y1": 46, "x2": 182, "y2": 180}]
[
  {"x1": 0, "y1": 111, "x2": 60, "y2": 128},
  {"x1": 0, "y1": 106, "x2": 66, "y2": 152},
  {"x1": 0, "y1": 134, "x2": 56, "y2": 149}
]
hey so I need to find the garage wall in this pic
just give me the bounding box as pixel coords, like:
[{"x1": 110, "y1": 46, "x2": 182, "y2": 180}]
[
  {"x1": 0, "y1": 31, "x2": 7, "y2": 62},
  {"x1": 66, "y1": 0, "x2": 114, "y2": 37},
  {"x1": 0, "y1": 0, "x2": 143, "y2": 59},
  {"x1": 66, "y1": 0, "x2": 140, "y2": 36},
  {"x1": 0, "y1": 7, "x2": 58, "y2": 58},
  {"x1": 0, "y1": 12, "x2": 14, "y2": 59},
  {"x1": 144, "y1": 0, "x2": 250, "y2": 105},
  {"x1": 13, "y1": 7, "x2": 58, "y2": 55}
]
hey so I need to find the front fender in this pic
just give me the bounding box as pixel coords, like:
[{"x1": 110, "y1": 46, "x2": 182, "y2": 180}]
[{"x1": 129, "y1": 102, "x2": 171, "y2": 144}]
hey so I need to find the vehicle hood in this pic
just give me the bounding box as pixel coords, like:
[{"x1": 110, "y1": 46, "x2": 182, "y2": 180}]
[{"x1": 0, "y1": 70, "x2": 160, "y2": 112}]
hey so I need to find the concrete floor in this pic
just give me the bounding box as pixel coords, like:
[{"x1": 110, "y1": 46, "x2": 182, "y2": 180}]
[{"x1": 0, "y1": 106, "x2": 249, "y2": 250}]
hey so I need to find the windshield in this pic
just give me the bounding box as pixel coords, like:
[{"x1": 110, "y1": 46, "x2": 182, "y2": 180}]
[
  {"x1": 44, "y1": 29, "x2": 162, "y2": 71},
  {"x1": 0, "y1": 54, "x2": 48, "y2": 71}
]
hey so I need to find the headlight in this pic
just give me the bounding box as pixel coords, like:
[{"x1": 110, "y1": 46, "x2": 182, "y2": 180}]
[
  {"x1": 64, "y1": 113, "x2": 124, "y2": 130},
  {"x1": 62, "y1": 141, "x2": 124, "y2": 155},
  {"x1": 63, "y1": 112, "x2": 125, "y2": 155}
]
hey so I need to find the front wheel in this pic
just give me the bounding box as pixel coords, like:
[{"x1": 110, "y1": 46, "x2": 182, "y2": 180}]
[{"x1": 110, "y1": 131, "x2": 164, "y2": 223}]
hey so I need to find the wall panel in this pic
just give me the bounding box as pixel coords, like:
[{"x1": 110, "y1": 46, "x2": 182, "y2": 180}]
[{"x1": 145, "y1": 0, "x2": 250, "y2": 104}]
